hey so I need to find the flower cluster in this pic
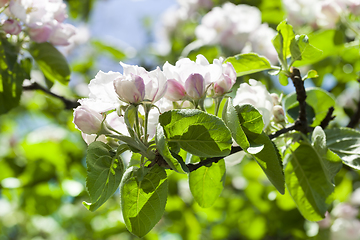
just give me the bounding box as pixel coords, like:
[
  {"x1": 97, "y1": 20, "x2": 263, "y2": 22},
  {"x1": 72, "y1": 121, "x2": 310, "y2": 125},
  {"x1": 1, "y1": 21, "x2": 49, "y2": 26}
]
[
  {"x1": 74, "y1": 55, "x2": 239, "y2": 144},
  {"x1": 195, "y1": 2, "x2": 278, "y2": 64},
  {"x1": 284, "y1": 0, "x2": 360, "y2": 29},
  {"x1": 1, "y1": 0, "x2": 76, "y2": 45}
]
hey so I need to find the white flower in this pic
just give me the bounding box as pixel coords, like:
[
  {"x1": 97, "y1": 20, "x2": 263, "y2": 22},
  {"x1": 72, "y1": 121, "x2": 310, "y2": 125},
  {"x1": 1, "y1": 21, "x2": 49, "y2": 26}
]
[
  {"x1": 195, "y1": 3, "x2": 262, "y2": 52},
  {"x1": 79, "y1": 71, "x2": 123, "y2": 113},
  {"x1": 233, "y1": 79, "x2": 273, "y2": 129}
]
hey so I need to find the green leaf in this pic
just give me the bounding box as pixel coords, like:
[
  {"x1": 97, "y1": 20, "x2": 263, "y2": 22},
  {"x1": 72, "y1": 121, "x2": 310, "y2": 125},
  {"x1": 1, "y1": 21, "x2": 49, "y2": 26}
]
[
  {"x1": 284, "y1": 142, "x2": 334, "y2": 221},
  {"x1": 251, "y1": 132, "x2": 285, "y2": 194},
  {"x1": 120, "y1": 165, "x2": 168, "y2": 238},
  {"x1": 189, "y1": 159, "x2": 226, "y2": 208},
  {"x1": 83, "y1": 142, "x2": 125, "y2": 211},
  {"x1": 29, "y1": 42, "x2": 70, "y2": 85},
  {"x1": 235, "y1": 104, "x2": 264, "y2": 136},
  {"x1": 303, "y1": 70, "x2": 319, "y2": 80},
  {"x1": 159, "y1": 109, "x2": 232, "y2": 158},
  {"x1": 272, "y1": 20, "x2": 295, "y2": 69},
  {"x1": 0, "y1": 38, "x2": 28, "y2": 114},
  {"x1": 325, "y1": 127, "x2": 360, "y2": 170},
  {"x1": 312, "y1": 126, "x2": 342, "y2": 183},
  {"x1": 92, "y1": 40, "x2": 127, "y2": 61},
  {"x1": 293, "y1": 30, "x2": 343, "y2": 67},
  {"x1": 0, "y1": 36, "x2": 19, "y2": 71},
  {"x1": 278, "y1": 71, "x2": 289, "y2": 86},
  {"x1": 155, "y1": 124, "x2": 189, "y2": 173},
  {"x1": 222, "y1": 98, "x2": 249, "y2": 150},
  {"x1": 290, "y1": 35, "x2": 323, "y2": 66},
  {"x1": 224, "y1": 53, "x2": 275, "y2": 77},
  {"x1": 284, "y1": 87, "x2": 335, "y2": 126}
]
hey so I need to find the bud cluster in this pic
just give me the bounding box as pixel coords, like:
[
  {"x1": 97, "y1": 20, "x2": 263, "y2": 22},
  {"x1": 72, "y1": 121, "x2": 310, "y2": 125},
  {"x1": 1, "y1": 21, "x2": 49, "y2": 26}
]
[{"x1": 74, "y1": 54, "x2": 238, "y2": 144}]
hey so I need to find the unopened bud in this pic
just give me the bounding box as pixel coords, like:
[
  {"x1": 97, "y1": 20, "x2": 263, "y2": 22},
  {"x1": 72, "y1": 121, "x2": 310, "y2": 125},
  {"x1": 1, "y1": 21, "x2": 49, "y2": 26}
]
[
  {"x1": 270, "y1": 93, "x2": 280, "y2": 106},
  {"x1": 3, "y1": 19, "x2": 21, "y2": 35},
  {"x1": 272, "y1": 105, "x2": 285, "y2": 123},
  {"x1": 73, "y1": 106, "x2": 104, "y2": 134}
]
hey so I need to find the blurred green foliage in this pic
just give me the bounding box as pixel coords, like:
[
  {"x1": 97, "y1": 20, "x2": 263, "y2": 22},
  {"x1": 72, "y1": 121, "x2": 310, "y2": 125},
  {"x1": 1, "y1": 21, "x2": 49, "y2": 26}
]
[{"x1": 1, "y1": 0, "x2": 360, "y2": 239}]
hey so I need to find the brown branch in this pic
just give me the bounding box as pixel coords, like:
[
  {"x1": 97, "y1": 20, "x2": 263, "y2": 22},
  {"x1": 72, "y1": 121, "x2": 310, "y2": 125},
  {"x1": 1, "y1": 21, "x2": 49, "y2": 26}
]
[
  {"x1": 23, "y1": 82, "x2": 80, "y2": 110},
  {"x1": 290, "y1": 67, "x2": 308, "y2": 134},
  {"x1": 320, "y1": 107, "x2": 335, "y2": 129}
]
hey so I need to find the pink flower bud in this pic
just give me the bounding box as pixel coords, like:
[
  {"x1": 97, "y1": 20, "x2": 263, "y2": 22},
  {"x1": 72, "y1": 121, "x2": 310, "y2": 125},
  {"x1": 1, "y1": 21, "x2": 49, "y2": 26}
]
[
  {"x1": 3, "y1": 19, "x2": 21, "y2": 35},
  {"x1": 73, "y1": 106, "x2": 104, "y2": 134},
  {"x1": 165, "y1": 79, "x2": 187, "y2": 101},
  {"x1": 185, "y1": 73, "x2": 205, "y2": 100},
  {"x1": 28, "y1": 24, "x2": 52, "y2": 43},
  {"x1": 114, "y1": 73, "x2": 145, "y2": 104},
  {"x1": 214, "y1": 62, "x2": 236, "y2": 96},
  {"x1": 0, "y1": 0, "x2": 9, "y2": 8}
]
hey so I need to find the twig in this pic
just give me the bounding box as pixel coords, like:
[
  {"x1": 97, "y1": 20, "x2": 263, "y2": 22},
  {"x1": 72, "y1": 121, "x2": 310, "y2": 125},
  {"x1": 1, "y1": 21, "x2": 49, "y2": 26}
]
[
  {"x1": 186, "y1": 146, "x2": 242, "y2": 172},
  {"x1": 290, "y1": 67, "x2": 308, "y2": 134},
  {"x1": 320, "y1": 107, "x2": 335, "y2": 129},
  {"x1": 23, "y1": 82, "x2": 80, "y2": 110}
]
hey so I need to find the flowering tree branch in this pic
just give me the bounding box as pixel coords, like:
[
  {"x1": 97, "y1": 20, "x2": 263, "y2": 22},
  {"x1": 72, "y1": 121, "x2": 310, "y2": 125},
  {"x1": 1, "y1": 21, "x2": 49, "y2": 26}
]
[{"x1": 23, "y1": 82, "x2": 80, "y2": 110}]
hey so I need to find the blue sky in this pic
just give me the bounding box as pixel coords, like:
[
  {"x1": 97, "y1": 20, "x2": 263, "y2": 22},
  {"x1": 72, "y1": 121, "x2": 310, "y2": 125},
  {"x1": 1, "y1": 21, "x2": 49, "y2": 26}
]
[{"x1": 90, "y1": 0, "x2": 176, "y2": 50}]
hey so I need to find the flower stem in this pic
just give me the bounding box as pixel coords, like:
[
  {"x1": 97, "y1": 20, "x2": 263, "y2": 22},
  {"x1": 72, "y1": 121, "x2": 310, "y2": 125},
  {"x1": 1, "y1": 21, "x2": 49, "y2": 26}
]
[
  {"x1": 214, "y1": 96, "x2": 223, "y2": 117},
  {"x1": 134, "y1": 105, "x2": 142, "y2": 141}
]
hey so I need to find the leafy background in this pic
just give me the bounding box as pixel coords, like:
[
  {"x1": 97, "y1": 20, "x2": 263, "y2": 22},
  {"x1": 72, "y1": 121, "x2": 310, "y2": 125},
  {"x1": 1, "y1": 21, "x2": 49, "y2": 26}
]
[{"x1": 0, "y1": 0, "x2": 360, "y2": 239}]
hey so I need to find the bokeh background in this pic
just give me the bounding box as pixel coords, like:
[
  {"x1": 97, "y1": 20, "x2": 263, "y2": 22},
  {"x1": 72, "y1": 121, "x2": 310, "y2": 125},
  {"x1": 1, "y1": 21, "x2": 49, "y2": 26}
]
[{"x1": 1, "y1": 0, "x2": 360, "y2": 239}]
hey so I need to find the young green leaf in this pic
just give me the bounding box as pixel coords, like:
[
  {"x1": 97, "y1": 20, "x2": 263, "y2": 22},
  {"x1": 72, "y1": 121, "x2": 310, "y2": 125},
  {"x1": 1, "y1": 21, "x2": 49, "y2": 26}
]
[
  {"x1": 189, "y1": 159, "x2": 226, "y2": 208},
  {"x1": 303, "y1": 70, "x2": 319, "y2": 81},
  {"x1": 83, "y1": 142, "x2": 125, "y2": 211},
  {"x1": 222, "y1": 98, "x2": 249, "y2": 150},
  {"x1": 325, "y1": 127, "x2": 360, "y2": 170},
  {"x1": 272, "y1": 20, "x2": 295, "y2": 70},
  {"x1": 278, "y1": 71, "x2": 289, "y2": 86},
  {"x1": 224, "y1": 53, "x2": 275, "y2": 77},
  {"x1": 120, "y1": 165, "x2": 168, "y2": 238},
  {"x1": 284, "y1": 142, "x2": 334, "y2": 221},
  {"x1": 29, "y1": 42, "x2": 71, "y2": 85},
  {"x1": 290, "y1": 35, "x2": 323, "y2": 66},
  {"x1": 312, "y1": 126, "x2": 342, "y2": 183},
  {"x1": 159, "y1": 109, "x2": 232, "y2": 157},
  {"x1": 155, "y1": 124, "x2": 189, "y2": 173}
]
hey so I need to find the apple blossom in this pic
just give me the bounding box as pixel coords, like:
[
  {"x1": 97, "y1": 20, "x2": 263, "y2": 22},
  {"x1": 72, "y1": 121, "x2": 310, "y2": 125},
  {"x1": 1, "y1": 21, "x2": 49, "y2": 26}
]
[
  {"x1": 27, "y1": 23, "x2": 53, "y2": 43},
  {"x1": 163, "y1": 55, "x2": 223, "y2": 101},
  {"x1": 73, "y1": 105, "x2": 104, "y2": 135},
  {"x1": 212, "y1": 60, "x2": 237, "y2": 96},
  {"x1": 195, "y1": 3, "x2": 262, "y2": 52},
  {"x1": 115, "y1": 62, "x2": 168, "y2": 104},
  {"x1": 233, "y1": 79, "x2": 273, "y2": 129},
  {"x1": 114, "y1": 73, "x2": 145, "y2": 104},
  {"x1": 79, "y1": 71, "x2": 123, "y2": 113},
  {"x1": 2, "y1": 19, "x2": 21, "y2": 35},
  {"x1": 49, "y1": 22, "x2": 77, "y2": 46}
]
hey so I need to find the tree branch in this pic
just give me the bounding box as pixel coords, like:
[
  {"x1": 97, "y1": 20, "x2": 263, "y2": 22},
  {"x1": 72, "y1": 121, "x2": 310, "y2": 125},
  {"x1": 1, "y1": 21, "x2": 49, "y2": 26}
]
[
  {"x1": 23, "y1": 82, "x2": 80, "y2": 110},
  {"x1": 290, "y1": 67, "x2": 308, "y2": 134},
  {"x1": 320, "y1": 107, "x2": 335, "y2": 129}
]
